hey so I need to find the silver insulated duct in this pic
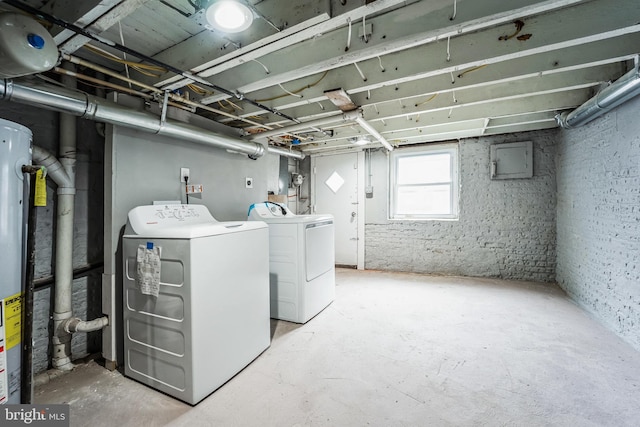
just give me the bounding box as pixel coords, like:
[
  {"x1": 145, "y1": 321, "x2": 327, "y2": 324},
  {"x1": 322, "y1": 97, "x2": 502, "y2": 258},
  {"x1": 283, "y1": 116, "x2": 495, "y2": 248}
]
[
  {"x1": 0, "y1": 79, "x2": 304, "y2": 159},
  {"x1": 557, "y1": 63, "x2": 640, "y2": 129}
]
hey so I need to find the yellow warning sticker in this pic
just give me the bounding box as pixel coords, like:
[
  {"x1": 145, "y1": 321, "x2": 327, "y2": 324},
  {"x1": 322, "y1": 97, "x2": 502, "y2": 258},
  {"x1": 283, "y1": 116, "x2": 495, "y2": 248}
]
[
  {"x1": 34, "y1": 168, "x2": 47, "y2": 207},
  {"x1": 3, "y1": 293, "x2": 22, "y2": 350}
]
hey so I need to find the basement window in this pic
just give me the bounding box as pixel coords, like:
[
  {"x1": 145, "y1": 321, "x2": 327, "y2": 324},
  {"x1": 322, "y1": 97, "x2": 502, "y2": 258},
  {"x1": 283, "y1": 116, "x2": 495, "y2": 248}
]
[{"x1": 390, "y1": 145, "x2": 459, "y2": 220}]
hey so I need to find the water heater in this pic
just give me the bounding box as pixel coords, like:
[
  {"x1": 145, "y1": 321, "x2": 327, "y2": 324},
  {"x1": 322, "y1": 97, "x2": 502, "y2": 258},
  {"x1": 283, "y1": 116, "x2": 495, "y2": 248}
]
[
  {"x1": 0, "y1": 118, "x2": 32, "y2": 404},
  {"x1": 0, "y1": 12, "x2": 58, "y2": 78}
]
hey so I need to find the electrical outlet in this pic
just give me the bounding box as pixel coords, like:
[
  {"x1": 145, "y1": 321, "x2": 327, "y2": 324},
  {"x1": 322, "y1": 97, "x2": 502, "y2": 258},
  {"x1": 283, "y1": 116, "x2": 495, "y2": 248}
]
[
  {"x1": 245, "y1": 177, "x2": 253, "y2": 188},
  {"x1": 180, "y1": 167, "x2": 190, "y2": 183}
]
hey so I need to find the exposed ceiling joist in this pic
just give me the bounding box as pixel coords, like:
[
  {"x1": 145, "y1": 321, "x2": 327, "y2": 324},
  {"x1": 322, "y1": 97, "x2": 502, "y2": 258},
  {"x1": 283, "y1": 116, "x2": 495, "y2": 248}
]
[
  {"x1": 42, "y1": 0, "x2": 121, "y2": 43},
  {"x1": 298, "y1": 88, "x2": 590, "y2": 150},
  {"x1": 154, "y1": 0, "x2": 416, "y2": 90},
  {"x1": 212, "y1": 3, "x2": 639, "y2": 128},
  {"x1": 199, "y1": 0, "x2": 606, "y2": 104},
  {"x1": 242, "y1": 60, "x2": 625, "y2": 127},
  {"x1": 57, "y1": 0, "x2": 153, "y2": 54},
  {"x1": 2, "y1": 0, "x2": 637, "y2": 153}
]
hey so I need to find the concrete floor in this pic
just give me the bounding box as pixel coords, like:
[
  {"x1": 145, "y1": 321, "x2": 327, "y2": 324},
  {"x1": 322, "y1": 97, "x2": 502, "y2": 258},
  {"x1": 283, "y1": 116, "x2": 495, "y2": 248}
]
[{"x1": 36, "y1": 269, "x2": 640, "y2": 427}]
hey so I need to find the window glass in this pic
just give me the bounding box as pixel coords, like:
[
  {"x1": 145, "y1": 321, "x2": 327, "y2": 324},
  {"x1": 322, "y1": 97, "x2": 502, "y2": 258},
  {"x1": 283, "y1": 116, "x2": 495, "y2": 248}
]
[
  {"x1": 397, "y1": 154, "x2": 451, "y2": 184},
  {"x1": 390, "y1": 145, "x2": 458, "y2": 220}
]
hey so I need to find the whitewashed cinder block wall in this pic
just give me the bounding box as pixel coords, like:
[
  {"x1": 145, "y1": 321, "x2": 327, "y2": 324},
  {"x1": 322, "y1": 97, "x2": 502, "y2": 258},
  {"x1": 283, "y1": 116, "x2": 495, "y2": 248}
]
[
  {"x1": 365, "y1": 131, "x2": 557, "y2": 282},
  {"x1": 556, "y1": 96, "x2": 640, "y2": 350}
]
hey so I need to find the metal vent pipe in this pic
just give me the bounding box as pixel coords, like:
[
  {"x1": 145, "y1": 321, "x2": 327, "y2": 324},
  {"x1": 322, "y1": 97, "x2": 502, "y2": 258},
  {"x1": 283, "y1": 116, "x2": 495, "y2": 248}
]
[
  {"x1": 557, "y1": 65, "x2": 640, "y2": 128},
  {"x1": 0, "y1": 79, "x2": 304, "y2": 159}
]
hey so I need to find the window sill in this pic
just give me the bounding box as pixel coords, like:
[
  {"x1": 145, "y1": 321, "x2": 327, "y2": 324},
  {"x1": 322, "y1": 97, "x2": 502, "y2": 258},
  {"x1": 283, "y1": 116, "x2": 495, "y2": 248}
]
[{"x1": 387, "y1": 217, "x2": 459, "y2": 222}]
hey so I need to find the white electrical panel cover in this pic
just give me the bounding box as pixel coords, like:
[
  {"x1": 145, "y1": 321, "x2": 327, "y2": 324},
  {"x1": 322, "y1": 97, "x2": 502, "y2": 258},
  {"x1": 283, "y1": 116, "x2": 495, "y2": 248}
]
[{"x1": 490, "y1": 141, "x2": 533, "y2": 180}]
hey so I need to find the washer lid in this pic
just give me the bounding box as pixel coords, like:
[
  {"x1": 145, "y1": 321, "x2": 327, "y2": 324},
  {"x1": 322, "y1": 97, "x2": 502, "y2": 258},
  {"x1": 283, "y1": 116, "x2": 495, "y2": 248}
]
[{"x1": 124, "y1": 204, "x2": 266, "y2": 238}]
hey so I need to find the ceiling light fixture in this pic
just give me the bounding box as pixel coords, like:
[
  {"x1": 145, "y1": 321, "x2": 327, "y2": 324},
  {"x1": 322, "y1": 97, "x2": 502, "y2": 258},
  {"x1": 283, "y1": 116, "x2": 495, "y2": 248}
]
[
  {"x1": 205, "y1": 0, "x2": 253, "y2": 33},
  {"x1": 350, "y1": 135, "x2": 370, "y2": 146}
]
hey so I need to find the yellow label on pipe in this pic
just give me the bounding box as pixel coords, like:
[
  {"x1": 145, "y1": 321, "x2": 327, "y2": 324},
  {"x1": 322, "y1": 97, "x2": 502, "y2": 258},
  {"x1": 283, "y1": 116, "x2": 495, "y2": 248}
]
[{"x1": 34, "y1": 168, "x2": 47, "y2": 207}]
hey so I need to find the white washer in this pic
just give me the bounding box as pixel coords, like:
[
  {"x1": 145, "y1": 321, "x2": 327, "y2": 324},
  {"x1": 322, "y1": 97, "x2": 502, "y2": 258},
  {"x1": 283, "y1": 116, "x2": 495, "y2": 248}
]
[
  {"x1": 122, "y1": 204, "x2": 270, "y2": 405},
  {"x1": 248, "y1": 202, "x2": 335, "y2": 323}
]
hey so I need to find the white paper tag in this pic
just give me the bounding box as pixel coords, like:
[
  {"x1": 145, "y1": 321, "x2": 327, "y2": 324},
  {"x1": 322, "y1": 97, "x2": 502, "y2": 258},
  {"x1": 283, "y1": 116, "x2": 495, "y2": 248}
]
[{"x1": 136, "y1": 244, "x2": 161, "y2": 297}]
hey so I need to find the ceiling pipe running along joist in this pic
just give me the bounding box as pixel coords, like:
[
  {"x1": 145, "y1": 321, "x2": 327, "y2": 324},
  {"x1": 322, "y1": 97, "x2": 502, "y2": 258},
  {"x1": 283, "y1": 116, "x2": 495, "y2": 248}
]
[
  {"x1": 1, "y1": 0, "x2": 300, "y2": 124},
  {"x1": 249, "y1": 110, "x2": 361, "y2": 141},
  {"x1": 355, "y1": 116, "x2": 394, "y2": 151},
  {"x1": 556, "y1": 62, "x2": 640, "y2": 128},
  {"x1": 320, "y1": 88, "x2": 394, "y2": 152},
  {"x1": 0, "y1": 78, "x2": 309, "y2": 159}
]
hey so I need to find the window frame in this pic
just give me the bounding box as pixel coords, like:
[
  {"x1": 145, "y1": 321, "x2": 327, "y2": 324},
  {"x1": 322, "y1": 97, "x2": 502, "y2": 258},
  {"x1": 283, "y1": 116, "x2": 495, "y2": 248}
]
[{"x1": 389, "y1": 144, "x2": 459, "y2": 220}]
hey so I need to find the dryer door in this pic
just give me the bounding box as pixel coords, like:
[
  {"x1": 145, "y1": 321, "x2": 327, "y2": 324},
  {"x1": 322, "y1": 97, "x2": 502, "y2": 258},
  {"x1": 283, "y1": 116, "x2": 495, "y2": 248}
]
[{"x1": 305, "y1": 221, "x2": 335, "y2": 281}]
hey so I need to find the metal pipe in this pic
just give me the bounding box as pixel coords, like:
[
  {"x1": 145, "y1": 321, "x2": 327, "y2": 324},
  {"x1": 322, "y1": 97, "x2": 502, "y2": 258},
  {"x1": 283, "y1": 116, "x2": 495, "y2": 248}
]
[
  {"x1": 1, "y1": 79, "x2": 266, "y2": 159},
  {"x1": 54, "y1": 66, "x2": 160, "y2": 103},
  {"x1": 249, "y1": 112, "x2": 353, "y2": 140},
  {"x1": 557, "y1": 65, "x2": 640, "y2": 128},
  {"x1": 267, "y1": 145, "x2": 305, "y2": 159},
  {"x1": 355, "y1": 116, "x2": 394, "y2": 151},
  {"x1": 3, "y1": 0, "x2": 300, "y2": 124},
  {"x1": 61, "y1": 54, "x2": 269, "y2": 129}
]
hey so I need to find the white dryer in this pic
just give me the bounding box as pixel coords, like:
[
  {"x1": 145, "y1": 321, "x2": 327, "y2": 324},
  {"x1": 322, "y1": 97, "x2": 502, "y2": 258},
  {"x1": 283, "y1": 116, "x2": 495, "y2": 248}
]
[
  {"x1": 248, "y1": 202, "x2": 335, "y2": 323},
  {"x1": 122, "y1": 204, "x2": 270, "y2": 405}
]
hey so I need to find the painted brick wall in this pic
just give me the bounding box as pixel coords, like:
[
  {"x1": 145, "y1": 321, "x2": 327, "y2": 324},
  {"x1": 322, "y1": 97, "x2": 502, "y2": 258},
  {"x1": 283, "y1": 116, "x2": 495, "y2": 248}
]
[
  {"x1": 556, "y1": 96, "x2": 640, "y2": 350},
  {"x1": 0, "y1": 103, "x2": 104, "y2": 374},
  {"x1": 365, "y1": 131, "x2": 557, "y2": 282}
]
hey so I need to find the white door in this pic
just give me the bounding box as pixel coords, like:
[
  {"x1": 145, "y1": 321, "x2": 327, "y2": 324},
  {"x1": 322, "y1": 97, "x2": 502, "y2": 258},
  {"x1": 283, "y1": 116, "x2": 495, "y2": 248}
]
[{"x1": 312, "y1": 152, "x2": 363, "y2": 267}]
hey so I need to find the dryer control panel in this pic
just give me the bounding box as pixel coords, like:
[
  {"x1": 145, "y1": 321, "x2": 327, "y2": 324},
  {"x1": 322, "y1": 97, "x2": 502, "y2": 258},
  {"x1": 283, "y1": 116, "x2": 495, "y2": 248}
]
[{"x1": 248, "y1": 202, "x2": 294, "y2": 219}]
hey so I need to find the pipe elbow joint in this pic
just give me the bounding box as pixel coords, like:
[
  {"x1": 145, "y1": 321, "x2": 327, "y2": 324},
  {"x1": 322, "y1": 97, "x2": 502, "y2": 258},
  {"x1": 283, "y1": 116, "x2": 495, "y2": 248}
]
[
  {"x1": 555, "y1": 112, "x2": 570, "y2": 129},
  {"x1": 64, "y1": 316, "x2": 109, "y2": 334}
]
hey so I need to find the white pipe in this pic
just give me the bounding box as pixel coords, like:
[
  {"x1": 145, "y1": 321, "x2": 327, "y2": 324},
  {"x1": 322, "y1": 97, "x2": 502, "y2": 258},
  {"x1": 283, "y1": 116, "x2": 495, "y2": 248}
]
[
  {"x1": 31, "y1": 147, "x2": 73, "y2": 189},
  {"x1": 51, "y1": 64, "x2": 77, "y2": 371},
  {"x1": 64, "y1": 316, "x2": 109, "y2": 333},
  {"x1": 355, "y1": 116, "x2": 394, "y2": 151},
  {"x1": 31, "y1": 148, "x2": 76, "y2": 371}
]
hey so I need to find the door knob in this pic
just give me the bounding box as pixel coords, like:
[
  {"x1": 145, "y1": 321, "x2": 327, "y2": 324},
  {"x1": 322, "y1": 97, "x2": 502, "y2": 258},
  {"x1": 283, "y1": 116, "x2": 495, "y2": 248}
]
[{"x1": 351, "y1": 211, "x2": 356, "y2": 218}]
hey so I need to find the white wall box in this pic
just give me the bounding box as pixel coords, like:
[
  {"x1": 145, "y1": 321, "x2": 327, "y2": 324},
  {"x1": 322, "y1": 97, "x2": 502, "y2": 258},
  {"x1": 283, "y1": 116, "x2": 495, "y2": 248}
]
[{"x1": 490, "y1": 141, "x2": 533, "y2": 180}]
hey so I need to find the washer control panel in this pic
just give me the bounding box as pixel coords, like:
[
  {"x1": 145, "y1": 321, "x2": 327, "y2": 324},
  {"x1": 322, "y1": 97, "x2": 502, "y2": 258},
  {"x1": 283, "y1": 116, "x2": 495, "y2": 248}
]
[
  {"x1": 126, "y1": 204, "x2": 217, "y2": 235},
  {"x1": 151, "y1": 205, "x2": 205, "y2": 221}
]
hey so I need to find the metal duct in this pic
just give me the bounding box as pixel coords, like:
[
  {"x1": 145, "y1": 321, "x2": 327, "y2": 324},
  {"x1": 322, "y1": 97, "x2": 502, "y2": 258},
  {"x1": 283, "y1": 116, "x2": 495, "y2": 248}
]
[
  {"x1": 557, "y1": 65, "x2": 640, "y2": 128},
  {"x1": 0, "y1": 79, "x2": 282, "y2": 159},
  {"x1": 266, "y1": 145, "x2": 305, "y2": 159}
]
